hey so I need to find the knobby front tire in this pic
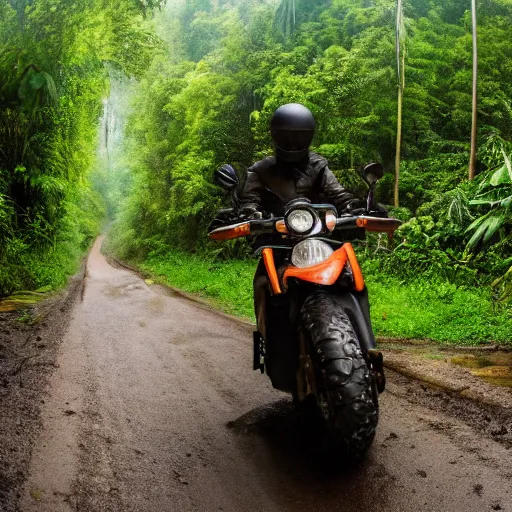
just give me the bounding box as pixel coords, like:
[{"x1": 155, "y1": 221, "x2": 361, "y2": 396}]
[{"x1": 301, "y1": 290, "x2": 378, "y2": 460}]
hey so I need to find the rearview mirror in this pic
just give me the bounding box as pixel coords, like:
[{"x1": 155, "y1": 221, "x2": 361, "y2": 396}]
[
  {"x1": 214, "y1": 164, "x2": 239, "y2": 191},
  {"x1": 362, "y1": 163, "x2": 384, "y2": 186}
]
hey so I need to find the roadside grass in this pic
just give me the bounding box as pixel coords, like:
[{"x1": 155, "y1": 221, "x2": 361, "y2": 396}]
[
  {"x1": 0, "y1": 239, "x2": 85, "y2": 297},
  {"x1": 140, "y1": 251, "x2": 255, "y2": 320},
  {"x1": 128, "y1": 249, "x2": 511, "y2": 346},
  {"x1": 366, "y1": 275, "x2": 512, "y2": 344}
]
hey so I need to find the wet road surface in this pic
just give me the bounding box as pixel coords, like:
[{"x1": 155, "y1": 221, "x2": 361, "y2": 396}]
[{"x1": 20, "y1": 238, "x2": 512, "y2": 511}]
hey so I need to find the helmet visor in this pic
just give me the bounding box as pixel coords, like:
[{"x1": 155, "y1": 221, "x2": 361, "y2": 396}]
[{"x1": 271, "y1": 129, "x2": 314, "y2": 152}]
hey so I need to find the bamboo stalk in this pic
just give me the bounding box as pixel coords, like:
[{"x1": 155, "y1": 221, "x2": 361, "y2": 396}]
[
  {"x1": 395, "y1": 83, "x2": 403, "y2": 208},
  {"x1": 469, "y1": 0, "x2": 478, "y2": 180},
  {"x1": 394, "y1": 0, "x2": 405, "y2": 207}
]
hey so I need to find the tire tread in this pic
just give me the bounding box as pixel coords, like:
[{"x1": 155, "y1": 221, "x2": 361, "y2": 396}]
[{"x1": 302, "y1": 290, "x2": 378, "y2": 458}]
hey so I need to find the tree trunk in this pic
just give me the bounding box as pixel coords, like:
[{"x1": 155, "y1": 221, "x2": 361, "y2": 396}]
[
  {"x1": 394, "y1": 0, "x2": 405, "y2": 207},
  {"x1": 469, "y1": 0, "x2": 478, "y2": 180},
  {"x1": 395, "y1": 49, "x2": 405, "y2": 208}
]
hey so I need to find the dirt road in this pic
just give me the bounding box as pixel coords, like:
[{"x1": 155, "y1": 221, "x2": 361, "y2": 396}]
[{"x1": 19, "y1": 238, "x2": 511, "y2": 512}]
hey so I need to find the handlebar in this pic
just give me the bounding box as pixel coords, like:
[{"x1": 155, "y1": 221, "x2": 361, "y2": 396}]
[
  {"x1": 209, "y1": 215, "x2": 401, "y2": 241},
  {"x1": 336, "y1": 215, "x2": 402, "y2": 233}
]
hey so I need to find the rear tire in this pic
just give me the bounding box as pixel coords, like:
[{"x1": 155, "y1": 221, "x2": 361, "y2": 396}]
[{"x1": 301, "y1": 290, "x2": 378, "y2": 460}]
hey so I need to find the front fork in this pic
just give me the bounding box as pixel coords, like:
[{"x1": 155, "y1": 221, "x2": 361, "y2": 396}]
[
  {"x1": 295, "y1": 331, "x2": 317, "y2": 402},
  {"x1": 293, "y1": 333, "x2": 386, "y2": 404}
]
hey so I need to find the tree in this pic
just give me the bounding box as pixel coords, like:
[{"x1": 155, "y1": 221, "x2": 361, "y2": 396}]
[
  {"x1": 394, "y1": 0, "x2": 406, "y2": 206},
  {"x1": 275, "y1": 0, "x2": 296, "y2": 35},
  {"x1": 0, "y1": 0, "x2": 164, "y2": 294},
  {"x1": 468, "y1": 0, "x2": 478, "y2": 180}
]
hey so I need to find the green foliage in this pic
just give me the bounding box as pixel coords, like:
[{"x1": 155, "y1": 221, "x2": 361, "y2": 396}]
[
  {"x1": 113, "y1": 0, "x2": 512, "y2": 234},
  {"x1": 465, "y1": 151, "x2": 512, "y2": 300},
  {"x1": 369, "y1": 149, "x2": 512, "y2": 297},
  {"x1": 274, "y1": 0, "x2": 297, "y2": 36},
  {"x1": 366, "y1": 273, "x2": 512, "y2": 344},
  {"x1": 0, "y1": 0, "x2": 162, "y2": 295}
]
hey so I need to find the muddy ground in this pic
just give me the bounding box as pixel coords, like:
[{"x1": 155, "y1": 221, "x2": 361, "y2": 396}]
[
  {"x1": 0, "y1": 238, "x2": 511, "y2": 512},
  {"x1": 0, "y1": 270, "x2": 84, "y2": 511}
]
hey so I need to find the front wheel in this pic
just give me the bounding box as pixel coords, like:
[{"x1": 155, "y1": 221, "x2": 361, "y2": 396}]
[{"x1": 301, "y1": 290, "x2": 378, "y2": 460}]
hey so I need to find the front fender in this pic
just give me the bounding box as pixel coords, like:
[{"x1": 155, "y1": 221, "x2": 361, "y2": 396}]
[{"x1": 335, "y1": 289, "x2": 376, "y2": 352}]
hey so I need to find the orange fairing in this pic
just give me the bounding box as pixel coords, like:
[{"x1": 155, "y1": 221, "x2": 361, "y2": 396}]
[
  {"x1": 343, "y1": 243, "x2": 365, "y2": 292},
  {"x1": 284, "y1": 247, "x2": 347, "y2": 287},
  {"x1": 209, "y1": 222, "x2": 251, "y2": 241},
  {"x1": 283, "y1": 243, "x2": 365, "y2": 291},
  {"x1": 262, "y1": 248, "x2": 282, "y2": 295}
]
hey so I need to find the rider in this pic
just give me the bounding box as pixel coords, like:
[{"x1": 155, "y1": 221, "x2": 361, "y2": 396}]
[
  {"x1": 239, "y1": 103, "x2": 363, "y2": 218},
  {"x1": 238, "y1": 103, "x2": 366, "y2": 340}
]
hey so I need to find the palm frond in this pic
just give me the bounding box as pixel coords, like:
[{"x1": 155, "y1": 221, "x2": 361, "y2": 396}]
[
  {"x1": 466, "y1": 151, "x2": 512, "y2": 282},
  {"x1": 274, "y1": 0, "x2": 296, "y2": 36},
  {"x1": 503, "y1": 150, "x2": 512, "y2": 181},
  {"x1": 492, "y1": 265, "x2": 512, "y2": 302},
  {"x1": 447, "y1": 190, "x2": 472, "y2": 225}
]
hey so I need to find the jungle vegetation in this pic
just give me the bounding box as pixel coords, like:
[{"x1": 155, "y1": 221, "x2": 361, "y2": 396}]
[
  {"x1": 0, "y1": 0, "x2": 161, "y2": 293},
  {"x1": 2, "y1": 0, "x2": 511, "y2": 341}
]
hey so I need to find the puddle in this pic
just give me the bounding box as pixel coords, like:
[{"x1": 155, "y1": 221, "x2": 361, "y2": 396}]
[{"x1": 451, "y1": 354, "x2": 512, "y2": 388}]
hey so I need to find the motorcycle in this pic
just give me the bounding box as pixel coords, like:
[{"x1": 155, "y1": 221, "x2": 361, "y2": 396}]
[{"x1": 209, "y1": 163, "x2": 401, "y2": 459}]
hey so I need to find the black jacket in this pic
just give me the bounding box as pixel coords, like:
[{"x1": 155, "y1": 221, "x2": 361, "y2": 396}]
[{"x1": 239, "y1": 153, "x2": 356, "y2": 216}]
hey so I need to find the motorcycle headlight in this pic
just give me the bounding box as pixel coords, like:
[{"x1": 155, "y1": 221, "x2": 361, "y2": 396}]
[
  {"x1": 287, "y1": 209, "x2": 314, "y2": 234},
  {"x1": 291, "y1": 239, "x2": 334, "y2": 268}
]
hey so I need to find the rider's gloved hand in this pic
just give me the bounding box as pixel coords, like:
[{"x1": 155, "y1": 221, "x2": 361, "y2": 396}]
[
  {"x1": 345, "y1": 199, "x2": 389, "y2": 217},
  {"x1": 240, "y1": 206, "x2": 263, "y2": 220},
  {"x1": 344, "y1": 198, "x2": 367, "y2": 215}
]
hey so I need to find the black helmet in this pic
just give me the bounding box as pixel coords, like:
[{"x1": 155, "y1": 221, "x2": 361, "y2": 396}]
[{"x1": 270, "y1": 103, "x2": 315, "y2": 163}]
